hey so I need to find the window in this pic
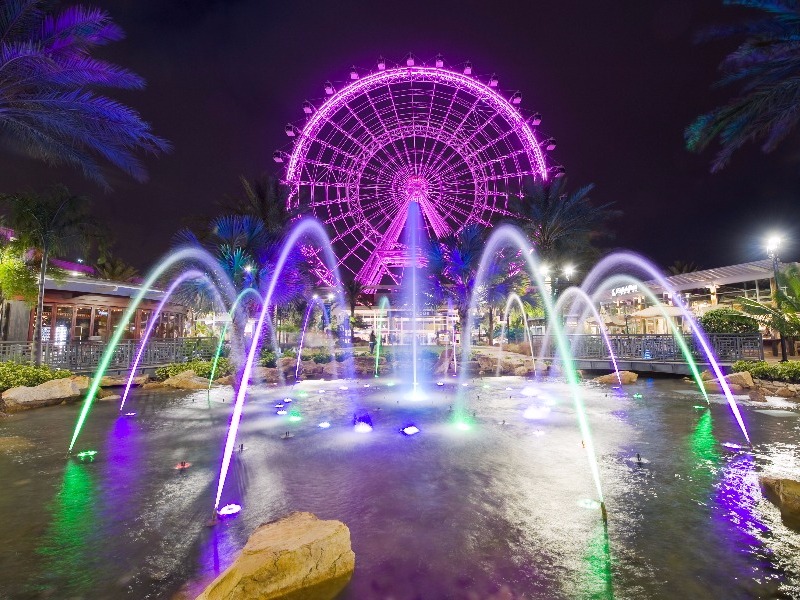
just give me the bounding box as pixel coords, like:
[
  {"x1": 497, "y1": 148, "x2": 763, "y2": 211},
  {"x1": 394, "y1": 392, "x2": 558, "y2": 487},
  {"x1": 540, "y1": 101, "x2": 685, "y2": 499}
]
[
  {"x1": 138, "y1": 309, "x2": 152, "y2": 339},
  {"x1": 74, "y1": 307, "x2": 91, "y2": 341},
  {"x1": 109, "y1": 307, "x2": 125, "y2": 339},
  {"x1": 54, "y1": 306, "x2": 73, "y2": 344},
  {"x1": 34, "y1": 305, "x2": 54, "y2": 342},
  {"x1": 92, "y1": 308, "x2": 108, "y2": 339}
]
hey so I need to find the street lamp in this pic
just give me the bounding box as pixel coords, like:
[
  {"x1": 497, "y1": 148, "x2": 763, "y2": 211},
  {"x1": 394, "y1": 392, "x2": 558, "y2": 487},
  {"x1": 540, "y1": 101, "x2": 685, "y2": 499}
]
[
  {"x1": 767, "y1": 235, "x2": 788, "y2": 362},
  {"x1": 563, "y1": 265, "x2": 575, "y2": 279}
]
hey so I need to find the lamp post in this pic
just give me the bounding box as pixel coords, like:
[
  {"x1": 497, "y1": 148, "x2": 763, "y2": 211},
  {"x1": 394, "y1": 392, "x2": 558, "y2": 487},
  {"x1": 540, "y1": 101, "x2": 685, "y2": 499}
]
[{"x1": 767, "y1": 235, "x2": 788, "y2": 362}]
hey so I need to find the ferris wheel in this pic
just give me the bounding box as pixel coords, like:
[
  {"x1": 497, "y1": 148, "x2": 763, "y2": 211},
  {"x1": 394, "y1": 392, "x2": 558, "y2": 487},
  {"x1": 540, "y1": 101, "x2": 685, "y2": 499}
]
[{"x1": 276, "y1": 54, "x2": 560, "y2": 288}]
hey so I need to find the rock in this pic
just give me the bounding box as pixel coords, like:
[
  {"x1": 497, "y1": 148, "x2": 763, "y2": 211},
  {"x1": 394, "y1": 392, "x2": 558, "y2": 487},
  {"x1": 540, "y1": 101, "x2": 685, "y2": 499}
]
[
  {"x1": 1, "y1": 377, "x2": 83, "y2": 412},
  {"x1": 248, "y1": 366, "x2": 281, "y2": 384},
  {"x1": 143, "y1": 382, "x2": 166, "y2": 390},
  {"x1": 70, "y1": 375, "x2": 90, "y2": 394},
  {"x1": 748, "y1": 388, "x2": 767, "y2": 402},
  {"x1": 215, "y1": 375, "x2": 234, "y2": 386},
  {"x1": 98, "y1": 394, "x2": 121, "y2": 402},
  {"x1": 0, "y1": 436, "x2": 34, "y2": 453},
  {"x1": 100, "y1": 374, "x2": 148, "y2": 387},
  {"x1": 725, "y1": 371, "x2": 754, "y2": 389},
  {"x1": 162, "y1": 370, "x2": 212, "y2": 390},
  {"x1": 700, "y1": 369, "x2": 714, "y2": 381},
  {"x1": 776, "y1": 387, "x2": 797, "y2": 398},
  {"x1": 760, "y1": 476, "x2": 800, "y2": 529},
  {"x1": 514, "y1": 366, "x2": 532, "y2": 377},
  {"x1": 196, "y1": 512, "x2": 354, "y2": 600},
  {"x1": 593, "y1": 371, "x2": 638, "y2": 385},
  {"x1": 702, "y1": 379, "x2": 745, "y2": 394}
]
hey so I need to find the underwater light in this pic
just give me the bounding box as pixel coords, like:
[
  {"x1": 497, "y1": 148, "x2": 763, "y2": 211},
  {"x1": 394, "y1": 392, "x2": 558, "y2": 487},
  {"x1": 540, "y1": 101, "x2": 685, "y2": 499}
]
[
  {"x1": 632, "y1": 393, "x2": 643, "y2": 399},
  {"x1": 401, "y1": 425, "x2": 420, "y2": 436},
  {"x1": 217, "y1": 503, "x2": 241, "y2": 517},
  {"x1": 76, "y1": 450, "x2": 97, "y2": 461},
  {"x1": 354, "y1": 422, "x2": 373, "y2": 433},
  {"x1": 462, "y1": 383, "x2": 469, "y2": 387},
  {"x1": 288, "y1": 412, "x2": 301, "y2": 422},
  {"x1": 175, "y1": 461, "x2": 192, "y2": 470},
  {"x1": 523, "y1": 405, "x2": 551, "y2": 420},
  {"x1": 275, "y1": 403, "x2": 284, "y2": 408},
  {"x1": 277, "y1": 410, "x2": 287, "y2": 415},
  {"x1": 577, "y1": 499, "x2": 601, "y2": 510},
  {"x1": 364, "y1": 384, "x2": 370, "y2": 388},
  {"x1": 386, "y1": 382, "x2": 395, "y2": 387},
  {"x1": 339, "y1": 386, "x2": 349, "y2": 391},
  {"x1": 722, "y1": 442, "x2": 744, "y2": 450},
  {"x1": 532, "y1": 430, "x2": 545, "y2": 437},
  {"x1": 283, "y1": 398, "x2": 293, "y2": 403},
  {"x1": 455, "y1": 422, "x2": 471, "y2": 431},
  {"x1": 521, "y1": 386, "x2": 537, "y2": 397},
  {"x1": 124, "y1": 412, "x2": 136, "y2": 417},
  {"x1": 505, "y1": 387, "x2": 512, "y2": 391},
  {"x1": 693, "y1": 405, "x2": 706, "y2": 410},
  {"x1": 437, "y1": 381, "x2": 444, "y2": 386},
  {"x1": 299, "y1": 392, "x2": 308, "y2": 397},
  {"x1": 318, "y1": 421, "x2": 331, "y2": 429}
]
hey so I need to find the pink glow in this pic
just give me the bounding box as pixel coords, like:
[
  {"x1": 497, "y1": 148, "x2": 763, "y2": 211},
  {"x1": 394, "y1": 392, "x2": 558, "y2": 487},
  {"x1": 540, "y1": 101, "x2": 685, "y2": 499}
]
[{"x1": 283, "y1": 64, "x2": 549, "y2": 287}]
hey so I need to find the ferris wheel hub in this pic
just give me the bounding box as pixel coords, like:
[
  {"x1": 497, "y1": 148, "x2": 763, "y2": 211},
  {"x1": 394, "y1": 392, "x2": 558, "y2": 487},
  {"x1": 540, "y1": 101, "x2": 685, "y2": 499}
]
[{"x1": 403, "y1": 175, "x2": 429, "y2": 203}]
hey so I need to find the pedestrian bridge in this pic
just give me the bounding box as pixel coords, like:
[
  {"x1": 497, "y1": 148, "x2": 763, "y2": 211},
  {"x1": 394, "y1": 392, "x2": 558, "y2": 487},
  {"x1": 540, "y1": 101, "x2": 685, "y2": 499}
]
[{"x1": 528, "y1": 333, "x2": 764, "y2": 375}]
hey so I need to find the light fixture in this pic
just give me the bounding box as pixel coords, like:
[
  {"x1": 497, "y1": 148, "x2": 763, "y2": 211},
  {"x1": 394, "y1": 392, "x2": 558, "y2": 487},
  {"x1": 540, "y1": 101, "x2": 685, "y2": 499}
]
[
  {"x1": 563, "y1": 265, "x2": 575, "y2": 279},
  {"x1": 463, "y1": 61, "x2": 472, "y2": 75},
  {"x1": 217, "y1": 503, "x2": 241, "y2": 517},
  {"x1": 377, "y1": 56, "x2": 386, "y2": 71},
  {"x1": 350, "y1": 66, "x2": 359, "y2": 80},
  {"x1": 435, "y1": 53, "x2": 444, "y2": 68},
  {"x1": 767, "y1": 235, "x2": 781, "y2": 256}
]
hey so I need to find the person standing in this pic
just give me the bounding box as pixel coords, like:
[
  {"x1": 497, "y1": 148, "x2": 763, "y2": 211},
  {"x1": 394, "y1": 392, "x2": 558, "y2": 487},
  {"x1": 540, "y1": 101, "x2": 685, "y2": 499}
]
[{"x1": 369, "y1": 330, "x2": 377, "y2": 354}]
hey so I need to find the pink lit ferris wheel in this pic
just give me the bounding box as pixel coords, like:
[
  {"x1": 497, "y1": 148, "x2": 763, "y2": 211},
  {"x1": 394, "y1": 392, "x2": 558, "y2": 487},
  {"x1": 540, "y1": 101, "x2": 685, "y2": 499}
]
[{"x1": 277, "y1": 55, "x2": 559, "y2": 287}]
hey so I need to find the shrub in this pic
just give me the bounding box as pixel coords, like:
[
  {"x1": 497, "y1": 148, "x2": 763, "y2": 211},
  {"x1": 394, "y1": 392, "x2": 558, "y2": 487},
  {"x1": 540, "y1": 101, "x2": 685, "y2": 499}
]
[
  {"x1": 154, "y1": 358, "x2": 232, "y2": 381},
  {"x1": 259, "y1": 350, "x2": 277, "y2": 368},
  {"x1": 311, "y1": 350, "x2": 332, "y2": 364},
  {"x1": 0, "y1": 362, "x2": 72, "y2": 392},
  {"x1": 699, "y1": 308, "x2": 759, "y2": 334},
  {"x1": 731, "y1": 359, "x2": 800, "y2": 383}
]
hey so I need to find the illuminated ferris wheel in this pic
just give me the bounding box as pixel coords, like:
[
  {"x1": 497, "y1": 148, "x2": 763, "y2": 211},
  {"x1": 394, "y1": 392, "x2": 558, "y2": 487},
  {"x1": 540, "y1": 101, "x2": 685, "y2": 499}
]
[{"x1": 276, "y1": 54, "x2": 560, "y2": 287}]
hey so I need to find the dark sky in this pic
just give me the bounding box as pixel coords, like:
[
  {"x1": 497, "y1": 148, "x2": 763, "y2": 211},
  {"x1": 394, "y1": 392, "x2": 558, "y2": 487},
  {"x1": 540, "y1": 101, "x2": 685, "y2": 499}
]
[{"x1": 2, "y1": 0, "x2": 800, "y2": 271}]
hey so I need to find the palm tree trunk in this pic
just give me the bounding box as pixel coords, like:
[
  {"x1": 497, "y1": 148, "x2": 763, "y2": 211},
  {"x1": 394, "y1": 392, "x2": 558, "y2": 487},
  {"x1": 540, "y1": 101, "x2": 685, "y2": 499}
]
[
  {"x1": 34, "y1": 247, "x2": 48, "y2": 366},
  {"x1": 487, "y1": 306, "x2": 494, "y2": 345}
]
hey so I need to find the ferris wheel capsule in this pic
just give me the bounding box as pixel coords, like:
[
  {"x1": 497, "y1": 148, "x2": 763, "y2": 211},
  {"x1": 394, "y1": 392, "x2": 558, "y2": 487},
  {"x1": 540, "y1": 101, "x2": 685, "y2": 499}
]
[
  {"x1": 544, "y1": 138, "x2": 556, "y2": 151},
  {"x1": 405, "y1": 53, "x2": 415, "y2": 67},
  {"x1": 435, "y1": 53, "x2": 444, "y2": 68},
  {"x1": 284, "y1": 124, "x2": 297, "y2": 137},
  {"x1": 303, "y1": 100, "x2": 314, "y2": 114},
  {"x1": 377, "y1": 56, "x2": 386, "y2": 71},
  {"x1": 530, "y1": 113, "x2": 542, "y2": 126},
  {"x1": 552, "y1": 165, "x2": 566, "y2": 178},
  {"x1": 488, "y1": 74, "x2": 498, "y2": 87},
  {"x1": 324, "y1": 81, "x2": 335, "y2": 95},
  {"x1": 272, "y1": 151, "x2": 284, "y2": 164},
  {"x1": 511, "y1": 91, "x2": 522, "y2": 104},
  {"x1": 463, "y1": 61, "x2": 472, "y2": 75},
  {"x1": 350, "y1": 66, "x2": 359, "y2": 80}
]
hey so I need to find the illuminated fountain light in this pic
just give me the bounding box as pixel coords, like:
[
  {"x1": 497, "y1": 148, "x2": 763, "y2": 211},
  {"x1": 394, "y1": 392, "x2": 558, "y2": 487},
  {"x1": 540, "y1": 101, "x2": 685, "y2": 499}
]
[
  {"x1": 401, "y1": 425, "x2": 420, "y2": 436},
  {"x1": 577, "y1": 499, "x2": 601, "y2": 510},
  {"x1": 437, "y1": 381, "x2": 444, "y2": 386},
  {"x1": 217, "y1": 503, "x2": 242, "y2": 517},
  {"x1": 693, "y1": 405, "x2": 707, "y2": 410},
  {"x1": 275, "y1": 403, "x2": 284, "y2": 408},
  {"x1": 632, "y1": 393, "x2": 643, "y2": 399},
  {"x1": 277, "y1": 410, "x2": 288, "y2": 415},
  {"x1": 532, "y1": 429, "x2": 545, "y2": 437},
  {"x1": 523, "y1": 405, "x2": 551, "y2": 420},
  {"x1": 174, "y1": 461, "x2": 192, "y2": 470},
  {"x1": 354, "y1": 422, "x2": 373, "y2": 433},
  {"x1": 386, "y1": 382, "x2": 395, "y2": 387},
  {"x1": 722, "y1": 442, "x2": 745, "y2": 450},
  {"x1": 505, "y1": 387, "x2": 513, "y2": 391},
  {"x1": 339, "y1": 386, "x2": 349, "y2": 391},
  {"x1": 462, "y1": 383, "x2": 469, "y2": 387},
  {"x1": 283, "y1": 398, "x2": 293, "y2": 403},
  {"x1": 124, "y1": 412, "x2": 136, "y2": 417},
  {"x1": 318, "y1": 421, "x2": 331, "y2": 429},
  {"x1": 76, "y1": 450, "x2": 98, "y2": 461},
  {"x1": 288, "y1": 411, "x2": 302, "y2": 422},
  {"x1": 521, "y1": 386, "x2": 537, "y2": 397}
]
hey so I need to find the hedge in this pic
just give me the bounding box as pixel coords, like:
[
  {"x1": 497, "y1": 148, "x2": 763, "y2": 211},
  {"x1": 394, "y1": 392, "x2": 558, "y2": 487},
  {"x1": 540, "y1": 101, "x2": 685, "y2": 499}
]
[
  {"x1": 154, "y1": 358, "x2": 232, "y2": 382},
  {"x1": 731, "y1": 360, "x2": 800, "y2": 383},
  {"x1": 698, "y1": 308, "x2": 759, "y2": 334},
  {"x1": 0, "y1": 362, "x2": 72, "y2": 392}
]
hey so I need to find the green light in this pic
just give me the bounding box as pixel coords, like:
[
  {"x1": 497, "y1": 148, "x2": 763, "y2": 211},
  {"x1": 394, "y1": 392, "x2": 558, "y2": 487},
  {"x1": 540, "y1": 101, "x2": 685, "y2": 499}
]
[
  {"x1": 632, "y1": 393, "x2": 643, "y2": 399},
  {"x1": 288, "y1": 411, "x2": 301, "y2": 422},
  {"x1": 455, "y1": 422, "x2": 471, "y2": 431},
  {"x1": 76, "y1": 450, "x2": 97, "y2": 461},
  {"x1": 386, "y1": 382, "x2": 395, "y2": 387},
  {"x1": 298, "y1": 391, "x2": 308, "y2": 397}
]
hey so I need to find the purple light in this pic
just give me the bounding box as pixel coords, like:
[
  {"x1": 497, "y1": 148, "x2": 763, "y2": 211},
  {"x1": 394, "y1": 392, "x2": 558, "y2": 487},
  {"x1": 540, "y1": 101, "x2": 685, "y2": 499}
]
[
  {"x1": 283, "y1": 64, "x2": 549, "y2": 287},
  {"x1": 401, "y1": 425, "x2": 420, "y2": 436},
  {"x1": 124, "y1": 412, "x2": 136, "y2": 417}
]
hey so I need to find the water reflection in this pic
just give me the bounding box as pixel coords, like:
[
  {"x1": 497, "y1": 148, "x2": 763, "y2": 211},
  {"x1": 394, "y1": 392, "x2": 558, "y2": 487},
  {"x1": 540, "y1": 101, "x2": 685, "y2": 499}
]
[{"x1": 583, "y1": 521, "x2": 614, "y2": 599}]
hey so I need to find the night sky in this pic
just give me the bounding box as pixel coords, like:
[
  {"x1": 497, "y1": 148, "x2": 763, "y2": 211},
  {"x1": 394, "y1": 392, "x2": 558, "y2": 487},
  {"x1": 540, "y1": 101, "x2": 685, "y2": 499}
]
[{"x1": 2, "y1": 0, "x2": 800, "y2": 271}]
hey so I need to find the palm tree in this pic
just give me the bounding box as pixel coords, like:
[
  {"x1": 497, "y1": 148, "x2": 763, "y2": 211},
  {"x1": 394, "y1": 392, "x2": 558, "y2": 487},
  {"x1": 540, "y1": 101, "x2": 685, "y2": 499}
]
[
  {"x1": 3, "y1": 186, "x2": 99, "y2": 363},
  {"x1": 739, "y1": 263, "x2": 800, "y2": 343},
  {"x1": 0, "y1": 0, "x2": 169, "y2": 188},
  {"x1": 218, "y1": 175, "x2": 293, "y2": 235},
  {"x1": 426, "y1": 224, "x2": 520, "y2": 343},
  {"x1": 667, "y1": 260, "x2": 702, "y2": 276},
  {"x1": 343, "y1": 278, "x2": 365, "y2": 319},
  {"x1": 686, "y1": 0, "x2": 800, "y2": 171},
  {"x1": 94, "y1": 253, "x2": 139, "y2": 282},
  {"x1": 513, "y1": 178, "x2": 618, "y2": 266}
]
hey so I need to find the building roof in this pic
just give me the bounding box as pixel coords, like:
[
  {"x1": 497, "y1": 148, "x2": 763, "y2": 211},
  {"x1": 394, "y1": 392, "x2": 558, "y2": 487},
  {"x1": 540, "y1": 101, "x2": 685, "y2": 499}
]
[
  {"x1": 650, "y1": 260, "x2": 775, "y2": 292},
  {"x1": 44, "y1": 275, "x2": 166, "y2": 301}
]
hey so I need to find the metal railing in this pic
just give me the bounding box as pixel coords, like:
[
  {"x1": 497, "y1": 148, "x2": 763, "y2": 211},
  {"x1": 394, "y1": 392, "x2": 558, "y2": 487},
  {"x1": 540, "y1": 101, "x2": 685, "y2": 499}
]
[
  {"x1": 529, "y1": 333, "x2": 764, "y2": 363},
  {"x1": 0, "y1": 337, "x2": 218, "y2": 373}
]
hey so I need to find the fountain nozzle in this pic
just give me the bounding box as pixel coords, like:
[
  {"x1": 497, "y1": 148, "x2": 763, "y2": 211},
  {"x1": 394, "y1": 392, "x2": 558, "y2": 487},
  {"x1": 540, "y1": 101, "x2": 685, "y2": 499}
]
[{"x1": 600, "y1": 501, "x2": 608, "y2": 523}]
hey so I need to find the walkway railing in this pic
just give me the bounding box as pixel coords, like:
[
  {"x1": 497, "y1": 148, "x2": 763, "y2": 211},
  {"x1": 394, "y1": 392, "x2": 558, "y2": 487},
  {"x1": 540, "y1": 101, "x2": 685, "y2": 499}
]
[
  {"x1": 529, "y1": 333, "x2": 764, "y2": 363},
  {"x1": 0, "y1": 337, "x2": 218, "y2": 373}
]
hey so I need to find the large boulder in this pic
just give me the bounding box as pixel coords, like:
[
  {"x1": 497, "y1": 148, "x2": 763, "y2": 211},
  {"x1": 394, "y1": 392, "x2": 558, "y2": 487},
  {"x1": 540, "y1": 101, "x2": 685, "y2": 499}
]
[
  {"x1": 593, "y1": 371, "x2": 638, "y2": 385},
  {"x1": 760, "y1": 476, "x2": 800, "y2": 529},
  {"x1": 162, "y1": 370, "x2": 212, "y2": 390},
  {"x1": 100, "y1": 374, "x2": 148, "y2": 387},
  {"x1": 1, "y1": 376, "x2": 84, "y2": 412},
  {"x1": 196, "y1": 512, "x2": 354, "y2": 600},
  {"x1": 248, "y1": 366, "x2": 281, "y2": 384}
]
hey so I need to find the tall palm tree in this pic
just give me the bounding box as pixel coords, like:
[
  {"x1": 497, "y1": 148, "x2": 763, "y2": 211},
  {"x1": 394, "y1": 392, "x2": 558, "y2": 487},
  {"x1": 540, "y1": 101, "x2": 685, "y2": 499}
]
[
  {"x1": 94, "y1": 253, "x2": 139, "y2": 282},
  {"x1": 739, "y1": 263, "x2": 800, "y2": 340},
  {"x1": 343, "y1": 278, "x2": 365, "y2": 319},
  {"x1": 667, "y1": 260, "x2": 702, "y2": 276},
  {"x1": 218, "y1": 174, "x2": 293, "y2": 235},
  {"x1": 3, "y1": 186, "x2": 99, "y2": 363},
  {"x1": 686, "y1": 0, "x2": 800, "y2": 171},
  {"x1": 0, "y1": 0, "x2": 169, "y2": 188},
  {"x1": 513, "y1": 178, "x2": 617, "y2": 266}
]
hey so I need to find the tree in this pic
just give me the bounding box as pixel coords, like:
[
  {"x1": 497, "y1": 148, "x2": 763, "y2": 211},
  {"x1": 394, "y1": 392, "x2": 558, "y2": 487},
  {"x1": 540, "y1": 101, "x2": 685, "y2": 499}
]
[
  {"x1": 512, "y1": 178, "x2": 618, "y2": 266},
  {"x1": 698, "y1": 307, "x2": 759, "y2": 334},
  {"x1": 739, "y1": 263, "x2": 800, "y2": 338},
  {"x1": 0, "y1": 237, "x2": 38, "y2": 335},
  {"x1": 667, "y1": 260, "x2": 702, "y2": 276},
  {"x1": 0, "y1": 0, "x2": 169, "y2": 188},
  {"x1": 686, "y1": 0, "x2": 800, "y2": 171},
  {"x1": 218, "y1": 175, "x2": 293, "y2": 235},
  {"x1": 3, "y1": 186, "x2": 99, "y2": 363},
  {"x1": 343, "y1": 278, "x2": 365, "y2": 319},
  {"x1": 94, "y1": 253, "x2": 139, "y2": 282}
]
